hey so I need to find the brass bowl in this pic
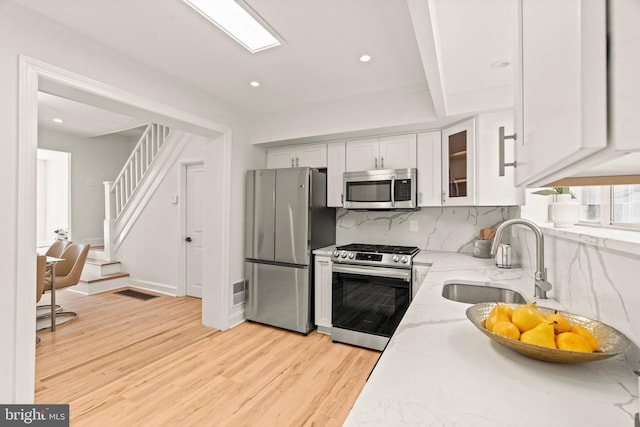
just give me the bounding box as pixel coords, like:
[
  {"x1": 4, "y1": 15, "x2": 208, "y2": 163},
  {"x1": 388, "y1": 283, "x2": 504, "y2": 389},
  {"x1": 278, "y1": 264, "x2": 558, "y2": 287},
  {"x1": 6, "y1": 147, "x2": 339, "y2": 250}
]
[{"x1": 466, "y1": 303, "x2": 631, "y2": 363}]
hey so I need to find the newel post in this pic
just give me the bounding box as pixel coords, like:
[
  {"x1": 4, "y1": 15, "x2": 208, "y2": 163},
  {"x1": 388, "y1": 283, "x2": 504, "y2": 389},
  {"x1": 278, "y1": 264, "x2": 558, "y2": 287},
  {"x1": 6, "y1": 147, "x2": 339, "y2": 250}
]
[{"x1": 103, "y1": 181, "x2": 115, "y2": 261}]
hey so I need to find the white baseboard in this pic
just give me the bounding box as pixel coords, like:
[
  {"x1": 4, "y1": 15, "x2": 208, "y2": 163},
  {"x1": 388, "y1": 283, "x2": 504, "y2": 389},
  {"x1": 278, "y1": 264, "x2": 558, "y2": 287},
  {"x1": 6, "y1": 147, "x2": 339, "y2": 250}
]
[
  {"x1": 228, "y1": 304, "x2": 245, "y2": 329},
  {"x1": 70, "y1": 276, "x2": 129, "y2": 295},
  {"x1": 127, "y1": 278, "x2": 178, "y2": 296},
  {"x1": 316, "y1": 325, "x2": 332, "y2": 335}
]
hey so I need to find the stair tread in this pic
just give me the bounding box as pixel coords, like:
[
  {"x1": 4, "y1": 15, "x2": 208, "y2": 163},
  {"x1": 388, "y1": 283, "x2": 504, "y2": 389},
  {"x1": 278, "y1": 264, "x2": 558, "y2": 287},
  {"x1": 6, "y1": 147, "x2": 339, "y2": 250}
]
[
  {"x1": 85, "y1": 258, "x2": 121, "y2": 266},
  {"x1": 80, "y1": 272, "x2": 130, "y2": 284}
]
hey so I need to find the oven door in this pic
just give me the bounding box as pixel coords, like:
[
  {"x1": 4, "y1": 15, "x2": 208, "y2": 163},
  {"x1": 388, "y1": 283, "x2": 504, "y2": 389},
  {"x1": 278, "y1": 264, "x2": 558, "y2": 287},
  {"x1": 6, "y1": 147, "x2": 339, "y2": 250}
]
[{"x1": 332, "y1": 264, "x2": 411, "y2": 338}]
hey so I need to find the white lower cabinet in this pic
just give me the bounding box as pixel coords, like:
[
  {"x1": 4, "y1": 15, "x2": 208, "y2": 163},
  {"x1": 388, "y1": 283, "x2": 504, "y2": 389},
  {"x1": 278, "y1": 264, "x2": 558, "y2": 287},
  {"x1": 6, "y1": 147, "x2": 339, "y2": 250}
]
[
  {"x1": 314, "y1": 254, "x2": 333, "y2": 334},
  {"x1": 412, "y1": 262, "x2": 431, "y2": 299}
]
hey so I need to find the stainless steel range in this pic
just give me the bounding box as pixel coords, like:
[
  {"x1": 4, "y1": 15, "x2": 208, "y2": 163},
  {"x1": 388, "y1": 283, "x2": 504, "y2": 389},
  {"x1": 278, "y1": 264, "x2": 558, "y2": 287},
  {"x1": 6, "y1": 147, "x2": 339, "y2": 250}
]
[{"x1": 330, "y1": 243, "x2": 420, "y2": 351}]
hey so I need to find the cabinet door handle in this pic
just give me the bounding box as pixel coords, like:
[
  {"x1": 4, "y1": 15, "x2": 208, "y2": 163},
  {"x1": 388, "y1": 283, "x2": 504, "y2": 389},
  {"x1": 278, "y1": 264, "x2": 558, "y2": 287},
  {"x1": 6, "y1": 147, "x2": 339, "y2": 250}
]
[
  {"x1": 296, "y1": 157, "x2": 299, "y2": 167},
  {"x1": 498, "y1": 126, "x2": 517, "y2": 176},
  {"x1": 291, "y1": 158, "x2": 295, "y2": 167},
  {"x1": 375, "y1": 157, "x2": 378, "y2": 169},
  {"x1": 381, "y1": 157, "x2": 384, "y2": 168}
]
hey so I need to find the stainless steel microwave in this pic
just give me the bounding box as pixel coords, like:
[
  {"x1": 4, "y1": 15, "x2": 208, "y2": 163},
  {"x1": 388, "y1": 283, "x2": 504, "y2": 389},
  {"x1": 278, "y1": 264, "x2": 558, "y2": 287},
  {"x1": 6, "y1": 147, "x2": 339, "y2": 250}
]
[{"x1": 343, "y1": 168, "x2": 418, "y2": 210}]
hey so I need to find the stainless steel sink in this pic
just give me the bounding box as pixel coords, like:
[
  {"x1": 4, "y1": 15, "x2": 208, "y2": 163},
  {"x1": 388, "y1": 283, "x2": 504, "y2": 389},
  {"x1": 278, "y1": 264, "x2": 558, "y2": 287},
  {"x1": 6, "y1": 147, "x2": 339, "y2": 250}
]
[{"x1": 441, "y1": 283, "x2": 526, "y2": 304}]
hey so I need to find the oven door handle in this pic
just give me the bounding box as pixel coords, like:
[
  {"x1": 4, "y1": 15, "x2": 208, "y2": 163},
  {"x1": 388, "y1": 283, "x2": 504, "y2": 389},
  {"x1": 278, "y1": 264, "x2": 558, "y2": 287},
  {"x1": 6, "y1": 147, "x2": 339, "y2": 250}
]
[{"x1": 332, "y1": 264, "x2": 411, "y2": 281}]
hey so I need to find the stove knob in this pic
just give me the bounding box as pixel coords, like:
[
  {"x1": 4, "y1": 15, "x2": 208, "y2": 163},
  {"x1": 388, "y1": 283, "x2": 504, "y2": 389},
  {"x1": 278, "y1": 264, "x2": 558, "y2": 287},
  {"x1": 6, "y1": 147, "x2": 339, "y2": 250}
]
[
  {"x1": 340, "y1": 251, "x2": 348, "y2": 258},
  {"x1": 401, "y1": 256, "x2": 409, "y2": 263},
  {"x1": 333, "y1": 250, "x2": 340, "y2": 257},
  {"x1": 392, "y1": 255, "x2": 400, "y2": 263},
  {"x1": 348, "y1": 252, "x2": 355, "y2": 259}
]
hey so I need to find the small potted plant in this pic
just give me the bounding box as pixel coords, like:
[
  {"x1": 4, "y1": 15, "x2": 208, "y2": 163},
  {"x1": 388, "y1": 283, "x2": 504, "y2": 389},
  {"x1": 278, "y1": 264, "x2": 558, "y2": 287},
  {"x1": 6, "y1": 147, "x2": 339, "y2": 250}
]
[{"x1": 532, "y1": 187, "x2": 579, "y2": 227}]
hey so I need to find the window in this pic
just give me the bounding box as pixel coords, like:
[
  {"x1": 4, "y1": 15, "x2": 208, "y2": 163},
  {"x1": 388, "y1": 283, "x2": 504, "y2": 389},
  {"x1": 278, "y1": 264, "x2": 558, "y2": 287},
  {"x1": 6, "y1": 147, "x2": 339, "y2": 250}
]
[
  {"x1": 37, "y1": 149, "x2": 71, "y2": 247},
  {"x1": 573, "y1": 185, "x2": 640, "y2": 229}
]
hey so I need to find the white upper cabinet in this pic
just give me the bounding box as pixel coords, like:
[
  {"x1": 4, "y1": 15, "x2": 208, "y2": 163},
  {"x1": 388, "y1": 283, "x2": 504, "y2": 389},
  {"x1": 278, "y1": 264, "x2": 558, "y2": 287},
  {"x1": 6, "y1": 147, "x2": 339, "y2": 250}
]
[
  {"x1": 327, "y1": 142, "x2": 346, "y2": 207},
  {"x1": 378, "y1": 134, "x2": 417, "y2": 170},
  {"x1": 345, "y1": 138, "x2": 379, "y2": 171},
  {"x1": 514, "y1": 0, "x2": 607, "y2": 186},
  {"x1": 441, "y1": 114, "x2": 521, "y2": 207},
  {"x1": 476, "y1": 111, "x2": 522, "y2": 206},
  {"x1": 416, "y1": 131, "x2": 442, "y2": 207},
  {"x1": 608, "y1": 0, "x2": 640, "y2": 153},
  {"x1": 267, "y1": 143, "x2": 327, "y2": 169},
  {"x1": 442, "y1": 119, "x2": 476, "y2": 206},
  {"x1": 345, "y1": 134, "x2": 417, "y2": 172}
]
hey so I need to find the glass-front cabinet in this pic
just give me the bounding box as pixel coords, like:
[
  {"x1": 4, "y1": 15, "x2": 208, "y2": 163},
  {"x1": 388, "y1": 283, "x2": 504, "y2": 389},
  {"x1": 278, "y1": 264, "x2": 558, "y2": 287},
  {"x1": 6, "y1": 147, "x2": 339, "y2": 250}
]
[{"x1": 442, "y1": 118, "x2": 476, "y2": 205}]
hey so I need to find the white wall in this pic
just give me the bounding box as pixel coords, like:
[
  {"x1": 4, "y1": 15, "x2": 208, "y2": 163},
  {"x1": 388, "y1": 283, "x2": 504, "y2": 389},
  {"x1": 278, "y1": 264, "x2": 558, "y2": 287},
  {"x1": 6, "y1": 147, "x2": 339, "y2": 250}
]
[
  {"x1": 251, "y1": 87, "x2": 436, "y2": 144},
  {"x1": 38, "y1": 128, "x2": 136, "y2": 246},
  {"x1": 0, "y1": 1, "x2": 261, "y2": 403}
]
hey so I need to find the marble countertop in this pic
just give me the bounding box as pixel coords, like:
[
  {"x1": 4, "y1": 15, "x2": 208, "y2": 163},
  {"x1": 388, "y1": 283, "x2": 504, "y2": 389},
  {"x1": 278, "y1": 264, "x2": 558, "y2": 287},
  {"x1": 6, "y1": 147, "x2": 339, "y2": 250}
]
[{"x1": 345, "y1": 251, "x2": 639, "y2": 426}]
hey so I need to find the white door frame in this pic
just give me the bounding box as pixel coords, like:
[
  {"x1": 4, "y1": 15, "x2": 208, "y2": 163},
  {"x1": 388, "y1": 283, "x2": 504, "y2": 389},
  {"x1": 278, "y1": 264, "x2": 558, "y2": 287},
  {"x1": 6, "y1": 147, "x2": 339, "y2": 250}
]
[{"x1": 16, "y1": 56, "x2": 232, "y2": 402}]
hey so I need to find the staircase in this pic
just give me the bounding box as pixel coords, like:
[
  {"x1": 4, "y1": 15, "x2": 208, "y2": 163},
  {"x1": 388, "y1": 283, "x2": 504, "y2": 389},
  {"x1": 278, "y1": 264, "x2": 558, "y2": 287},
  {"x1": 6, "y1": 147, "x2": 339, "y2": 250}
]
[
  {"x1": 103, "y1": 123, "x2": 176, "y2": 261},
  {"x1": 75, "y1": 247, "x2": 130, "y2": 295},
  {"x1": 73, "y1": 124, "x2": 174, "y2": 293}
]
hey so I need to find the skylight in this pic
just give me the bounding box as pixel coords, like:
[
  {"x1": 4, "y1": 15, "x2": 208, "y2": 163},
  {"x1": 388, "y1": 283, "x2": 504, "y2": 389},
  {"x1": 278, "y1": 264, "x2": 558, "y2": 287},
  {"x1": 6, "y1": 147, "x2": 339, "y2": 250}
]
[{"x1": 183, "y1": 0, "x2": 281, "y2": 53}]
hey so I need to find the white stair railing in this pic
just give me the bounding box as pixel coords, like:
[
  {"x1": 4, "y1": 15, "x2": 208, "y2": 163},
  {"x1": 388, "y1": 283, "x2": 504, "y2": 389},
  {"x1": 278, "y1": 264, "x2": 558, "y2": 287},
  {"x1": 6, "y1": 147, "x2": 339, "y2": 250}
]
[
  {"x1": 102, "y1": 123, "x2": 172, "y2": 261},
  {"x1": 111, "y1": 123, "x2": 171, "y2": 218}
]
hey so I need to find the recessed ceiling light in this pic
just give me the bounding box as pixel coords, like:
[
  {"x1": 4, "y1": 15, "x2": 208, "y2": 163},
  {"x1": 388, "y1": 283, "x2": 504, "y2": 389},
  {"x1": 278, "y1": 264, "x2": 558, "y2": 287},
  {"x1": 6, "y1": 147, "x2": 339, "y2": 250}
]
[
  {"x1": 182, "y1": 0, "x2": 281, "y2": 53},
  {"x1": 491, "y1": 61, "x2": 510, "y2": 69},
  {"x1": 359, "y1": 54, "x2": 372, "y2": 63},
  {"x1": 53, "y1": 118, "x2": 64, "y2": 124},
  {"x1": 250, "y1": 81, "x2": 261, "y2": 87}
]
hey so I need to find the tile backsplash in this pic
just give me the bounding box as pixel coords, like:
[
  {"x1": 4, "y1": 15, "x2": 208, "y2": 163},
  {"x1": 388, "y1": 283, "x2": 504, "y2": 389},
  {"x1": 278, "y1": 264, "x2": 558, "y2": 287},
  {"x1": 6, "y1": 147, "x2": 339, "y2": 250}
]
[
  {"x1": 514, "y1": 228, "x2": 640, "y2": 352},
  {"x1": 336, "y1": 206, "x2": 520, "y2": 252}
]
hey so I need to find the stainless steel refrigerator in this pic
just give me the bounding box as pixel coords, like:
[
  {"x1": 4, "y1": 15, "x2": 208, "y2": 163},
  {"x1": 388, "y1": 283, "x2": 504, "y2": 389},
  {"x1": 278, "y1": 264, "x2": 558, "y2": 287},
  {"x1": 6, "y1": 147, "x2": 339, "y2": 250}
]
[{"x1": 245, "y1": 167, "x2": 336, "y2": 334}]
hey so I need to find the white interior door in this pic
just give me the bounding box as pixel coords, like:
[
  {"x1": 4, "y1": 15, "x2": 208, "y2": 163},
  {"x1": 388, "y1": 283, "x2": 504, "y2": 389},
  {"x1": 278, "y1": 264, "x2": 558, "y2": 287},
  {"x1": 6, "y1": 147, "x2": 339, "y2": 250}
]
[{"x1": 186, "y1": 163, "x2": 204, "y2": 298}]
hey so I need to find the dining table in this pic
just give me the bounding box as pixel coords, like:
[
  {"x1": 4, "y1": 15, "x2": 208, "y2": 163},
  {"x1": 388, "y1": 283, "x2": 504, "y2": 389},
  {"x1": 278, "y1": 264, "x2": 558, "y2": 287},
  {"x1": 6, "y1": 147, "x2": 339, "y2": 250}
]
[{"x1": 45, "y1": 256, "x2": 65, "y2": 331}]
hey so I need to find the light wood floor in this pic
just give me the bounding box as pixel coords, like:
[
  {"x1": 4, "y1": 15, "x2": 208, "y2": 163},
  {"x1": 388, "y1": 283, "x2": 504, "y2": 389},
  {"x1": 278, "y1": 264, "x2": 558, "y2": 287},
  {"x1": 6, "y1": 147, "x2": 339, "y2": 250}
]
[{"x1": 35, "y1": 288, "x2": 380, "y2": 426}]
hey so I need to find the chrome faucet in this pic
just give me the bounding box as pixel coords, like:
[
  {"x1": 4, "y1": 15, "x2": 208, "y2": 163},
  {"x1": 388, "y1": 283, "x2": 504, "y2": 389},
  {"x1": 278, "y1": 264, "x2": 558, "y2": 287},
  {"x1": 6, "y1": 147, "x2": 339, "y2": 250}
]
[{"x1": 490, "y1": 218, "x2": 552, "y2": 299}]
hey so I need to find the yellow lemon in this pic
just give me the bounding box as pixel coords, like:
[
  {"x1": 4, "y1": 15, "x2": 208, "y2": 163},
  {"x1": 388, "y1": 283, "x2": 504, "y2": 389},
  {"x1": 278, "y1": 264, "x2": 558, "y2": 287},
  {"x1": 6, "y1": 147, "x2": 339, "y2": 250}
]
[
  {"x1": 492, "y1": 320, "x2": 521, "y2": 340},
  {"x1": 486, "y1": 309, "x2": 510, "y2": 332}
]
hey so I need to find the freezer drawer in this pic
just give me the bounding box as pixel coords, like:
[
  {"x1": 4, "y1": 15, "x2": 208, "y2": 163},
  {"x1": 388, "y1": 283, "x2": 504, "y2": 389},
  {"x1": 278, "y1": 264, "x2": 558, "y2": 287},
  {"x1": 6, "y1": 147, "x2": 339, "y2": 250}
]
[{"x1": 245, "y1": 261, "x2": 313, "y2": 334}]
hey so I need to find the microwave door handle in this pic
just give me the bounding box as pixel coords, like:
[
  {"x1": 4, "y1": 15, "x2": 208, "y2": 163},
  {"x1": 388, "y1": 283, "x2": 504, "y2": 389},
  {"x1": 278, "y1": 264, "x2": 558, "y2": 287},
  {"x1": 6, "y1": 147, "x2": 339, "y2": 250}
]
[{"x1": 391, "y1": 176, "x2": 396, "y2": 207}]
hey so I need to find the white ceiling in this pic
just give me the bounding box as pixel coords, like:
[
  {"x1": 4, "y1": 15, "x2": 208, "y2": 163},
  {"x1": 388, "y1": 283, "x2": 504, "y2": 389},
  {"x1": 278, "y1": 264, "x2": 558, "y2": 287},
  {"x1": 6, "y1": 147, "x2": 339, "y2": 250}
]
[
  {"x1": 38, "y1": 92, "x2": 148, "y2": 138},
  {"x1": 18, "y1": 0, "x2": 515, "y2": 137}
]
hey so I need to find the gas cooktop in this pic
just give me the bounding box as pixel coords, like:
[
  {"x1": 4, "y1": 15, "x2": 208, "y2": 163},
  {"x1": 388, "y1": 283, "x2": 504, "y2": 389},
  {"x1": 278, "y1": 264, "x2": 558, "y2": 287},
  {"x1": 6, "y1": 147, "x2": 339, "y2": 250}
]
[
  {"x1": 336, "y1": 243, "x2": 420, "y2": 255},
  {"x1": 332, "y1": 243, "x2": 420, "y2": 268}
]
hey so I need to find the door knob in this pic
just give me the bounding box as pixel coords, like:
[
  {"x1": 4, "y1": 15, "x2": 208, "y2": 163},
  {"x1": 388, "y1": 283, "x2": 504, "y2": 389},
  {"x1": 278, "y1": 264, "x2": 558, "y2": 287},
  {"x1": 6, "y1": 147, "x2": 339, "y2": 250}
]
[{"x1": 185, "y1": 237, "x2": 192, "y2": 242}]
